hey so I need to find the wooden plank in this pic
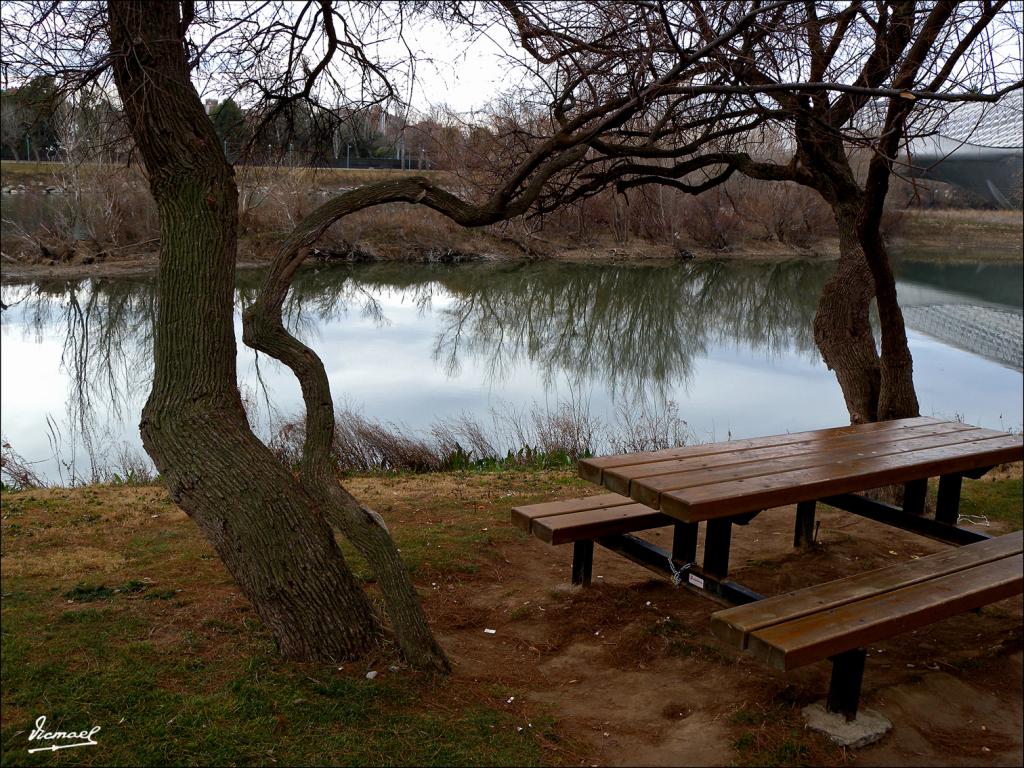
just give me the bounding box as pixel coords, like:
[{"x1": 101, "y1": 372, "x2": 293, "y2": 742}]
[
  {"x1": 602, "y1": 421, "x2": 979, "y2": 496},
  {"x1": 710, "y1": 531, "x2": 1023, "y2": 649},
  {"x1": 510, "y1": 493, "x2": 633, "y2": 531},
  {"x1": 660, "y1": 434, "x2": 1023, "y2": 522},
  {"x1": 627, "y1": 428, "x2": 999, "y2": 508},
  {"x1": 746, "y1": 554, "x2": 1024, "y2": 671},
  {"x1": 578, "y1": 417, "x2": 944, "y2": 483},
  {"x1": 531, "y1": 504, "x2": 676, "y2": 545}
]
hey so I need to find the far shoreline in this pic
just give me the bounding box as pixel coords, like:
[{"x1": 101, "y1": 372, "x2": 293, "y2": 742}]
[{"x1": 2, "y1": 207, "x2": 1021, "y2": 284}]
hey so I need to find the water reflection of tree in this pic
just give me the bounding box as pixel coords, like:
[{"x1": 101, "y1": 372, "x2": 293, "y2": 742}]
[
  {"x1": 2, "y1": 259, "x2": 830, "y2": 475},
  {"x1": 276, "y1": 260, "x2": 829, "y2": 397},
  {"x1": 425, "y1": 261, "x2": 828, "y2": 396},
  {"x1": 1, "y1": 277, "x2": 157, "y2": 480}
]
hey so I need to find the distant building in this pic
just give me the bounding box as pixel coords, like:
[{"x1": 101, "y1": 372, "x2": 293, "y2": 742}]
[
  {"x1": 205, "y1": 98, "x2": 218, "y2": 115},
  {"x1": 905, "y1": 90, "x2": 1023, "y2": 209}
]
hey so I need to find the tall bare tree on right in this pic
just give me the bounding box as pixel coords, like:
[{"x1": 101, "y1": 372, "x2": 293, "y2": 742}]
[{"x1": 500, "y1": 0, "x2": 1022, "y2": 424}]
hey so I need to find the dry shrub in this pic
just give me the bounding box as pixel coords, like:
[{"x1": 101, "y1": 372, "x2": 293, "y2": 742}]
[
  {"x1": 333, "y1": 408, "x2": 442, "y2": 472},
  {"x1": 104, "y1": 443, "x2": 156, "y2": 484},
  {"x1": 243, "y1": 166, "x2": 324, "y2": 232},
  {"x1": 331, "y1": 203, "x2": 470, "y2": 259},
  {"x1": 726, "y1": 177, "x2": 834, "y2": 247},
  {"x1": 530, "y1": 400, "x2": 600, "y2": 461},
  {"x1": 1, "y1": 437, "x2": 44, "y2": 489},
  {"x1": 2, "y1": 164, "x2": 159, "y2": 262},
  {"x1": 70, "y1": 165, "x2": 158, "y2": 246},
  {"x1": 611, "y1": 400, "x2": 692, "y2": 454},
  {"x1": 265, "y1": 397, "x2": 692, "y2": 473},
  {"x1": 431, "y1": 412, "x2": 499, "y2": 462},
  {"x1": 678, "y1": 188, "x2": 746, "y2": 250},
  {"x1": 880, "y1": 203, "x2": 908, "y2": 241},
  {"x1": 506, "y1": 169, "x2": 846, "y2": 252},
  {"x1": 487, "y1": 398, "x2": 600, "y2": 464}
]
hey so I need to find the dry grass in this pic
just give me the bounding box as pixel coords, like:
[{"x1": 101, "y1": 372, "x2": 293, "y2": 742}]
[{"x1": 893, "y1": 208, "x2": 1024, "y2": 257}]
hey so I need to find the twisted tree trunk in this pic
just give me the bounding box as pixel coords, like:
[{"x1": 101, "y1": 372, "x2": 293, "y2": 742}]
[
  {"x1": 107, "y1": 0, "x2": 586, "y2": 669},
  {"x1": 108, "y1": 1, "x2": 381, "y2": 662},
  {"x1": 241, "y1": 159, "x2": 581, "y2": 671},
  {"x1": 813, "y1": 200, "x2": 882, "y2": 424},
  {"x1": 860, "y1": 229, "x2": 920, "y2": 421}
]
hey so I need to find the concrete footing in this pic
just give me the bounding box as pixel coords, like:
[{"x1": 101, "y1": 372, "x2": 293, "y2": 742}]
[{"x1": 802, "y1": 701, "x2": 892, "y2": 748}]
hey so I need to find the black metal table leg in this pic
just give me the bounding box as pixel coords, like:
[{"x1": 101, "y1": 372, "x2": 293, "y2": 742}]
[
  {"x1": 903, "y1": 479, "x2": 928, "y2": 515},
  {"x1": 935, "y1": 473, "x2": 963, "y2": 526},
  {"x1": 572, "y1": 540, "x2": 594, "y2": 586},
  {"x1": 672, "y1": 522, "x2": 698, "y2": 564},
  {"x1": 794, "y1": 500, "x2": 816, "y2": 548},
  {"x1": 703, "y1": 518, "x2": 732, "y2": 578},
  {"x1": 827, "y1": 648, "x2": 867, "y2": 722}
]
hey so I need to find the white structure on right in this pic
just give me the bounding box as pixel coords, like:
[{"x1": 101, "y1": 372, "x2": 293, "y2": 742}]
[{"x1": 904, "y1": 90, "x2": 1023, "y2": 208}]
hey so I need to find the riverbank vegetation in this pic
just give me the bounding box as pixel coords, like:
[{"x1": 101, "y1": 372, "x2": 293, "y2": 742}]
[
  {"x1": 2, "y1": 396, "x2": 694, "y2": 490},
  {"x1": 3, "y1": 160, "x2": 1020, "y2": 283}
]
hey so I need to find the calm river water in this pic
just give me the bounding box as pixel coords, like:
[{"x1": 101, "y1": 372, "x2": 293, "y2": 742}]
[{"x1": 2, "y1": 257, "x2": 1021, "y2": 482}]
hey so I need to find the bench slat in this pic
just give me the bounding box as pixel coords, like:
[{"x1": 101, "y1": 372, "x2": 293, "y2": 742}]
[
  {"x1": 603, "y1": 421, "x2": 976, "y2": 495},
  {"x1": 532, "y1": 504, "x2": 675, "y2": 545},
  {"x1": 711, "y1": 531, "x2": 1023, "y2": 649},
  {"x1": 510, "y1": 493, "x2": 633, "y2": 531},
  {"x1": 578, "y1": 417, "x2": 943, "y2": 482},
  {"x1": 661, "y1": 434, "x2": 1023, "y2": 521},
  {"x1": 624, "y1": 427, "x2": 996, "y2": 506},
  {"x1": 745, "y1": 553, "x2": 1023, "y2": 671}
]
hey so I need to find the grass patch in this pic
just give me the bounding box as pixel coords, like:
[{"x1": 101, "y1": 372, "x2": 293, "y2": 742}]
[
  {"x1": 1, "y1": 605, "x2": 550, "y2": 766},
  {"x1": 958, "y1": 476, "x2": 1022, "y2": 529},
  {"x1": 727, "y1": 701, "x2": 840, "y2": 767},
  {"x1": 0, "y1": 472, "x2": 590, "y2": 766},
  {"x1": 63, "y1": 583, "x2": 116, "y2": 602}
]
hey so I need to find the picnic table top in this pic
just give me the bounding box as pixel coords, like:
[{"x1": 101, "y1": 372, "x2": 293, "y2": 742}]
[{"x1": 578, "y1": 416, "x2": 1023, "y2": 523}]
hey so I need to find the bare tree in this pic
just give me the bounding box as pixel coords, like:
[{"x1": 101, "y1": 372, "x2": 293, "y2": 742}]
[{"x1": 494, "y1": 0, "x2": 1021, "y2": 423}]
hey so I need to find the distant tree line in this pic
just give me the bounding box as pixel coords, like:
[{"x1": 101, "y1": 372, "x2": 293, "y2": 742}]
[
  {"x1": 1, "y1": 75, "x2": 62, "y2": 161},
  {"x1": 2, "y1": 76, "x2": 483, "y2": 170}
]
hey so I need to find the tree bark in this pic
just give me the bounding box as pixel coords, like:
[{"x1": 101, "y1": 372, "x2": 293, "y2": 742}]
[
  {"x1": 859, "y1": 229, "x2": 920, "y2": 421},
  {"x1": 244, "y1": 292, "x2": 450, "y2": 672},
  {"x1": 107, "y1": 1, "x2": 381, "y2": 662},
  {"x1": 813, "y1": 200, "x2": 882, "y2": 424}
]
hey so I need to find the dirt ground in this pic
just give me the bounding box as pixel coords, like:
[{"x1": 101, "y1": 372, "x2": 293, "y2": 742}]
[{"x1": 425, "y1": 502, "x2": 1023, "y2": 767}]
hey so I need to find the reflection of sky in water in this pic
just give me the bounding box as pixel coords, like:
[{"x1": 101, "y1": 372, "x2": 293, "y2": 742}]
[{"x1": 2, "y1": 259, "x2": 1022, "y2": 482}]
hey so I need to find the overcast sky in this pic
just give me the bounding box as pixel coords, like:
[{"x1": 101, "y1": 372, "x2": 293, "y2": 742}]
[
  {"x1": 193, "y1": 13, "x2": 528, "y2": 118},
  {"x1": 401, "y1": 18, "x2": 523, "y2": 115}
]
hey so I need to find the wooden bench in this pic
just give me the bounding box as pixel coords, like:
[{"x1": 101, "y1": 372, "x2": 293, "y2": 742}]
[
  {"x1": 710, "y1": 531, "x2": 1023, "y2": 720},
  {"x1": 511, "y1": 493, "x2": 686, "y2": 585}
]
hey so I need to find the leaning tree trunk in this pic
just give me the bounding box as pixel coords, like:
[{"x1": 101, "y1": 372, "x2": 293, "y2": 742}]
[
  {"x1": 107, "y1": 1, "x2": 384, "y2": 662},
  {"x1": 244, "y1": 262, "x2": 450, "y2": 671},
  {"x1": 859, "y1": 228, "x2": 920, "y2": 421},
  {"x1": 813, "y1": 200, "x2": 882, "y2": 424}
]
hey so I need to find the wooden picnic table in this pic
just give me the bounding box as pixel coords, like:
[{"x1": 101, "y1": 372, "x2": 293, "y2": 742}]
[
  {"x1": 580, "y1": 416, "x2": 1021, "y2": 522},
  {"x1": 575, "y1": 416, "x2": 1023, "y2": 600},
  {"x1": 515, "y1": 416, "x2": 1024, "y2": 723}
]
